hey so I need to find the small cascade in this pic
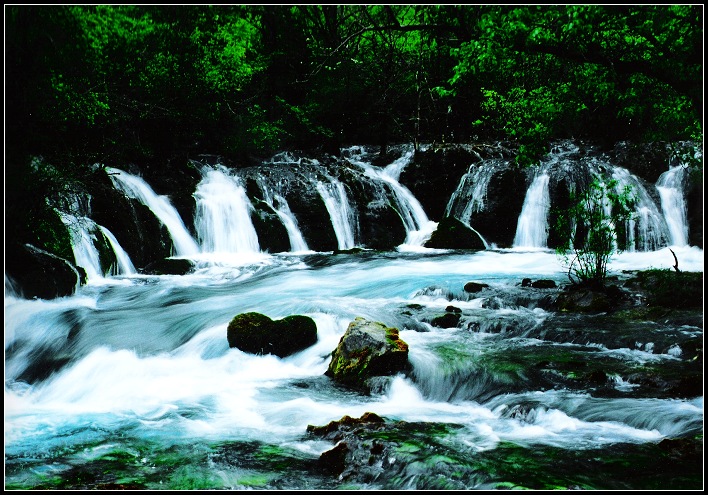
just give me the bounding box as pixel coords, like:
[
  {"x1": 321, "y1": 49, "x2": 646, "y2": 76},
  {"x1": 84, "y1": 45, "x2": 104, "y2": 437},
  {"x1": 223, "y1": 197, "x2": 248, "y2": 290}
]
[
  {"x1": 98, "y1": 226, "x2": 136, "y2": 275},
  {"x1": 445, "y1": 158, "x2": 503, "y2": 226},
  {"x1": 194, "y1": 166, "x2": 261, "y2": 254},
  {"x1": 610, "y1": 167, "x2": 669, "y2": 251},
  {"x1": 60, "y1": 213, "x2": 104, "y2": 281},
  {"x1": 656, "y1": 165, "x2": 689, "y2": 247},
  {"x1": 316, "y1": 180, "x2": 358, "y2": 250},
  {"x1": 59, "y1": 214, "x2": 135, "y2": 280},
  {"x1": 513, "y1": 170, "x2": 551, "y2": 248},
  {"x1": 347, "y1": 146, "x2": 437, "y2": 247},
  {"x1": 258, "y1": 182, "x2": 310, "y2": 252},
  {"x1": 107, "y1": 167, "x2": 200, "y2": 256}
]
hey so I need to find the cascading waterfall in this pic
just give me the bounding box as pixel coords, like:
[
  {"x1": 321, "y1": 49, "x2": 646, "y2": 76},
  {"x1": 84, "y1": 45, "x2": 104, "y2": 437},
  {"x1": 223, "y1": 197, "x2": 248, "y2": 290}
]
[
  {"x1": 98, "y1": 226, "x2": 136, "y2": 275},
  {"x1": 445, "y1": 158, "x2": 502, "y2": 226},
  {"x1": 59, "y1": 214, "x2": 135, "y2": 280},
  {"x1": 193, "y1": 166, "x2": 261, "y2": 254},
  {"x1": 60, "y1": 213, "x2": 104, "y2": 281},
  {"x1": 347, "y1": 147, "x2": 437, "y2": 248},
  {"x1": 610, "y1": 167, "x2": 669, "y2": 252},
  {"x1": 316, "y1": 179, "x2": 358, "y2": 250},
  {"x1": 107, "y1": 167, "x2": 200, "y2": 256},
  {"x1": 513, "y1": 170, "x2": 551, "y2": 248},
  {"x1": 656, "y1": 165, "x2": 689, "y2": 247},
  {"x1": 258, "y1": 181, "x2": 310, "y2": 252}
]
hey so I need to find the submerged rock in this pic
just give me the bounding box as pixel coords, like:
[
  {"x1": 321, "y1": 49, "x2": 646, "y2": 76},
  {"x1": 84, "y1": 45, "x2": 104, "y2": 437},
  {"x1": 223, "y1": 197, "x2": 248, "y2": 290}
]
[
  {"x1": 325, "y1": 317, "x2": 411, "y2": 392},
  {"x1": 227, "y1": 312, "x2": 318, "y2": 358}
]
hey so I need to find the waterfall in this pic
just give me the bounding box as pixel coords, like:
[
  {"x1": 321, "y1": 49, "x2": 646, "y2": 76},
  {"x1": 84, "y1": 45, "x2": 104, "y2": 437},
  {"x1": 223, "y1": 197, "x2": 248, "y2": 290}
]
[
  {"x1": 59, "y1": 213, "x2": 104, "y2": 280},
  {"x1": 98, "y1": 226, "x2": 136, "y2": 275},
  {"x1": 193, "y1": 166, "x2": 260, "y2": 254},
  {"x1": 59, "y1": 214, "x2": 135, "y2": 280},
  {"x1": 348, "y1": 147, "x2": 437, "y2": 248},
  {"x1": 656, "y1": 165, "x2": 689, "y2": 247},
  {"x1": 107, "y1": 167, "x2": 200, "y2": 256},
  {"x1": 445, "y1": 160, "x2": 501, "y2": 226},
  {"x1": 259, "y1": 184, "x2": 310, "y2": 252},
  {"x1": 316, "y1": 180, "x2": 357, "y2": 250},
  {"x1": 610, "y1": 167, "x2": 669, "y2": 252},
  {"x1": 513, "y1": 171, "x2": 551, "y2": 248}
]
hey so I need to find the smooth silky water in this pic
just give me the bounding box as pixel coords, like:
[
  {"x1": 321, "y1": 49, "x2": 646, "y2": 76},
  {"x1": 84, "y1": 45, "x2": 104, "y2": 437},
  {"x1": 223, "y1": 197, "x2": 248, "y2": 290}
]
[{"x1": 5, "y1": 246, "x2": 703, "y2": 489}]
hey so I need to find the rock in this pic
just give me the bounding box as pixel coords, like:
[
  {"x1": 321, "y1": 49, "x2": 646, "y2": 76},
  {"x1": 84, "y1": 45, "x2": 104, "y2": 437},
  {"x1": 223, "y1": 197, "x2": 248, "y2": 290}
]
[
  {"x1": 424, "y1": 216, "x2": 486, "y2": 250},
  {"x1": 5, "y1": 243, "x2": 82, "y2": 299},
  {"x1": 464, "y1": 281, "x2": 489, "y2": 293},
  {"x1": 531, "y1": 279, "x2": 557, "y2": 289},
  {"x1": 325, "y1": 317, "x2": 411, "y2": 392},
  {"x1": 307, "y1": 412, "x2": 387, "y2": 476},
  {"x1": 227, "y1": 312, "x2": 318, "y2": 358},
  {"x1": 143, "y1": 257, "x2": 195, "y2": 275},
  {"x1": 431, "y1": 313, "x2": 461, "y2": 328}
]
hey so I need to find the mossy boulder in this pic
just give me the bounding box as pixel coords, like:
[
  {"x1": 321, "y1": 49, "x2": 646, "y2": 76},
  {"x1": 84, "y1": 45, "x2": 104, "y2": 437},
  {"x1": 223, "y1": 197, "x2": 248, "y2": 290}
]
[
  {"x1": 325, "y1": 317, "x2": 411, "y2": 392},
  {"x1": 227, "y1": 312, "x2": 318, "y2": 358}
]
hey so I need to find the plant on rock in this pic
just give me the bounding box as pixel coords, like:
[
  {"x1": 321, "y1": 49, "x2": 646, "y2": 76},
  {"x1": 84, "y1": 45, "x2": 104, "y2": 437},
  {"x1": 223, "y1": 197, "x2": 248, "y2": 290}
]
[{"x1": 553, "y1": 174, "x2": 636, "y2": 288}]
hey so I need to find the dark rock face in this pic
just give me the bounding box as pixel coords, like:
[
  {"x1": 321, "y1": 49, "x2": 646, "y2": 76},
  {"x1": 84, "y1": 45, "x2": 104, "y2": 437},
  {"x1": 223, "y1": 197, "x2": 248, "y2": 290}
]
[
  {"x1": 686, "y1": 176, "x2": 703, "y2": 249},
  {"x1": 5, "y1": 243, "x2": 81, "y2": 299},
  {"x1": 86, "y1": 168, "x2": 172, "y2": 270},
  {"x1": 468, "y1": 167, "x2": 528, "y2": 248},
  {"x1": 425, "y1": 217, "x2": 486, "y2": 250},
  {"x1": 609, "y1": 141, "x2": 673, "y2": 184},
  {"x1": 141, "y1": 157, "x2": 204, "y2": 236},
  {"x1": 227, "y1": 312, "x2": 318, "y2": 358},
  {"x1": 325, "y1": 317, "x2": 411, "y2": 392},
  {"x1": 401, "y1": 143, "x2": 515, "y2": 220}
]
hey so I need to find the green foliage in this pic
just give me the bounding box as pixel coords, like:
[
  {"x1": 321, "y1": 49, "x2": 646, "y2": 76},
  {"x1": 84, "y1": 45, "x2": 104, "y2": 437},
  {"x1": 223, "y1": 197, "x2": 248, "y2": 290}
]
[
  {"x1": 554, "y1": 175, "x2": 637, "y2": 287},
  {"x1": 4, "y1": 5, "x2": 703, "y2": 254},
  {"x1": 447, "y1": 5, "x2": 702, "y2": 165}
]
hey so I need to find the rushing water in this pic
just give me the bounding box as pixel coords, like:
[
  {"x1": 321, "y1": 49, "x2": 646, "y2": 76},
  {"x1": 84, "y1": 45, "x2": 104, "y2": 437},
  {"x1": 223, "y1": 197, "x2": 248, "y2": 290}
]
[
  {"x1": 5, "y1": 143, "x2": 703, "y2": 489},
  {"x1": 5, "y1": 246, "x2": 703, "y2": 490}
]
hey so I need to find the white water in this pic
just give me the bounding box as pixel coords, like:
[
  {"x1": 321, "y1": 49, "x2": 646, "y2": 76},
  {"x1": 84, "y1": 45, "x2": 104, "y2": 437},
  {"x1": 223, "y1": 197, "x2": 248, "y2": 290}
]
[
  {"x1": 193, "y1": 166, "x2": 261, "y2": 254},
  {"x1": 445, "y1": 160, "x2": 504, "y2": 226},
  {"x1": 611, "y1": 167, "x2": 669, "y2": 252},
  {"x1": 348, "y1": 147, "x2": 438, "y2": 249},
  {"x1": 4, "y1": 243, "x2": 703, "y2": 488},
  {"x1": 107, "y1": 167, "x2": 201, "y2": 256},
  {"x1": 5, "y1": 144, "x2": 702, "y2": 489},
  {"x1": 60, "y1": 213, "x2": 104, "y2": 281},
  {"x1": 259, "y1": 183, "x2": 310, "y2": 253},
  {"x1": 316, "y1": 180, "x2": 358, "y2": 250},
  {"x1": 98, "y1": 225, "x2": 136, "y2": 275},
  {"x1": 513, "y1": 172, "x2": 551, "y2": 248},
  {"x1": 656, "y1": 165, "x2": 689, "y2": 247}
]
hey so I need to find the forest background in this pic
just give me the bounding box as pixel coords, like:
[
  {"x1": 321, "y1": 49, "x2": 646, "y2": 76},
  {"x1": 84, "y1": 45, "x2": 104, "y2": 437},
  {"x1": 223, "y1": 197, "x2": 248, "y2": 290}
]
[{"x1": 4, "y1": 5, "x2": 703, "y2": 257}]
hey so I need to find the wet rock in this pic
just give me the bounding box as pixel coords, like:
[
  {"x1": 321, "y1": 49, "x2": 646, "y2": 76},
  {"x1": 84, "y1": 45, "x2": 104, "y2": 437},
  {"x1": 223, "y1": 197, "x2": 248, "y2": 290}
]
[
  {"x1": 424, "y1": 217, "x2": 485, "y2": 250},
  {"x1": 5, "y1": 243, "x2": 81, "y2": 299},
  {"x1": 143, "y1": 258, "x2": 195, "y2": 275},
  {"x1": 227, "y1": 312, "x2": 318, "y2": 358},
  {"x1": 430, "y1": 313, "x2": 461, "y2": 328},
  {"x1": 325, "y1": 317, "x2": 411, "y2": 392},
  {"x1": 463, "y1": 281, "x2": 489, "y2": 293}
]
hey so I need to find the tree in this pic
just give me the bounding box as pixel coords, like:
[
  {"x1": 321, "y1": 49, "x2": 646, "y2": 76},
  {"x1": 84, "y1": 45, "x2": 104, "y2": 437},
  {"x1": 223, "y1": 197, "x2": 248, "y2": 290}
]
[
  {"x1": 554, "y1": 175, "x2": 636, "y2": 288},
  {"x1": 445, "y1": 5, "x2": 703, "y2": 166}
]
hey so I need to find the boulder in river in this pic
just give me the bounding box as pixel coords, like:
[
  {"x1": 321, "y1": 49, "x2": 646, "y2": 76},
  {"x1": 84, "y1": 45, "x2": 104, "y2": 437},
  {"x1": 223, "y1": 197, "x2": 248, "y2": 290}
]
[{"x1": 227, "y1": 312, "x2": 318, "y2": 358}]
